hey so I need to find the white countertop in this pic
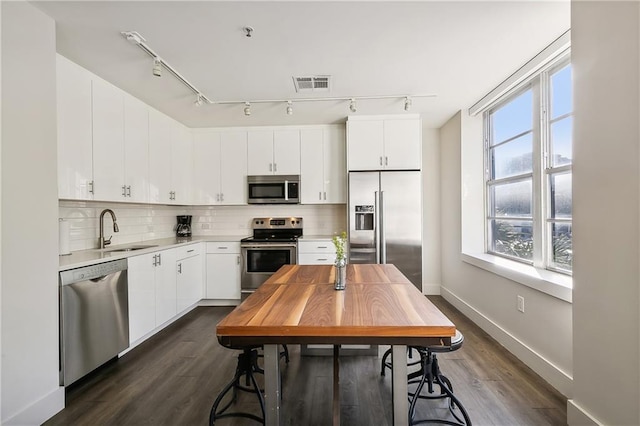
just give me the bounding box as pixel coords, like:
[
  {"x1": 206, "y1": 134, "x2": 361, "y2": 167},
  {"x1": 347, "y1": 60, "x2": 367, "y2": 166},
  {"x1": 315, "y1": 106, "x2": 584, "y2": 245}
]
[{"x1": 59, "y1": 235, "x2": 249, "y2": 271}]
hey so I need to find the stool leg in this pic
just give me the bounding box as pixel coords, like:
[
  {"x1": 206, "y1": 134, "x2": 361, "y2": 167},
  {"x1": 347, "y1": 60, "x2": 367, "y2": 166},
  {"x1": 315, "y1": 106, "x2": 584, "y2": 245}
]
[{"x1": 381, "y1": 347, "x2": 392, "y2": 376}]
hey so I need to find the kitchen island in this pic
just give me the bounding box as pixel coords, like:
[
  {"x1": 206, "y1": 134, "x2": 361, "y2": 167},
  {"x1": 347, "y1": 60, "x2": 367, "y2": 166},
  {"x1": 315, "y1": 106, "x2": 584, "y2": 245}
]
[{"x1": 216, "y1": 263, "x2": 456, "y2": 426}]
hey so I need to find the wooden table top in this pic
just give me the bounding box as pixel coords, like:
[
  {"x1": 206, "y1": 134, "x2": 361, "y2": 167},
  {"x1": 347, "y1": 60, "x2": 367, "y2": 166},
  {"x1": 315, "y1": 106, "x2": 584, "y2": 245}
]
[{"x1": 217, "y1": 264, "x2": 456, "y2": 347}]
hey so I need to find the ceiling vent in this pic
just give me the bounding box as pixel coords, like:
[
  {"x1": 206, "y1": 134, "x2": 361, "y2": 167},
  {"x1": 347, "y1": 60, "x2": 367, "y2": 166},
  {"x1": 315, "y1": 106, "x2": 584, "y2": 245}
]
[{"x1": 293, "y1": 75, "x2": 331, "y2": 93}]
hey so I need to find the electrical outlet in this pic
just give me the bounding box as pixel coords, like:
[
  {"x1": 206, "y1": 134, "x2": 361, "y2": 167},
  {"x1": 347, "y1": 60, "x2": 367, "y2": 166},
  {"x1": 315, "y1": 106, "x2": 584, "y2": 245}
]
[
  {"x1": 517, "y1": 295, "x2": 525, "y2": 313},
  {"x1": 201, "y1": 223, "x2": 210, "y2": 229}
]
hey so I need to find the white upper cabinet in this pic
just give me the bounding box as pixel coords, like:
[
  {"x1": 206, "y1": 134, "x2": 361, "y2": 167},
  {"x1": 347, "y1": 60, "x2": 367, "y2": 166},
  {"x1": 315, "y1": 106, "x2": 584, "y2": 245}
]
[
  {"x1": 123, "y1": 94, "x2": 150, "y2": 203},
  {"x1": 193, "y1": 131, "x2": 248, "y2": 205},
  {"x1": 148, "y1": 109, "x2": 174, "y2": 204},
  {"x1": 347, "y1": 115, "x2": 422, "y2": 171},
  {"x1": 91, "y1": 77, "x2": 125, "y2": 201},
  {"x1": 300, "y1": 126, "x2": 346, "y2": 204},
  {"x1": 171, "y1": 123, "x2": 193, "y2": 205},
  {"x1": 248, "y1": 129, "x2": 300, "y2": 175},
  {"x1": 57, "y1": 55, "x2": 93, "y2": 200}
]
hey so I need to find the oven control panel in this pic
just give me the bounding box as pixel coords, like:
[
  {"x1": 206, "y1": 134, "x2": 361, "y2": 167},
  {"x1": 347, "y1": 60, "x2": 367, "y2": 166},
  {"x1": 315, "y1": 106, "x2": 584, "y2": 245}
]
[{"x1": 252, "y1": 217, "x2": 303, "y2": 229}]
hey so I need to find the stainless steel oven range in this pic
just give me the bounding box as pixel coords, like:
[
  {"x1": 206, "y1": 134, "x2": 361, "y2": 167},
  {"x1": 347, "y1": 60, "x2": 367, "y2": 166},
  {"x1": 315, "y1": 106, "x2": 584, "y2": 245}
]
[{"x1": 240, "y1": 217, "x2": 303, "y2": 300}]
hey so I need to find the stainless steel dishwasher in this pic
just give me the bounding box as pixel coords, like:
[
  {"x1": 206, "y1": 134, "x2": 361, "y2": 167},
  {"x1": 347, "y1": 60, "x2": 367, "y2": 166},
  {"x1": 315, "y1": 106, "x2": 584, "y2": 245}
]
[{"x1": 59, "y1": 259, "x2": 129, "y2": 386}]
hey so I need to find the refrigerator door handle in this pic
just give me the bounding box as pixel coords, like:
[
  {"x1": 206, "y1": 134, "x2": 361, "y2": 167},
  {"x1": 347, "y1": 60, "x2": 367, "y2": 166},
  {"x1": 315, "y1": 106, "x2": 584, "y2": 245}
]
[
  {"x1": 380, "y1": 190, "x2": 386, "y2": 264},
  {"x1": 375, "y1": 190, "x2": 381, "y2": 264}
]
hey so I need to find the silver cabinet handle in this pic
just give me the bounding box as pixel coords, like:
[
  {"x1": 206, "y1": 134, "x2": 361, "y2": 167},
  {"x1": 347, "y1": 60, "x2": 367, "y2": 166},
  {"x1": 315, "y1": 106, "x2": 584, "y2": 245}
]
[
  {"x1": 158, "y1": 253, "x2": 162, "y2": 266},
  {"x1": 177, "y1": 263, "x2": 182, "y2": 274},
  {"x1": 216, "y1": 193, "x2": 220, "y2": 202},
  {"x1": 317, "y1": 246, "x2": 328, "y2": 249},
  {"x1": 152, "y1": 254, "x2": 157, "y2": 267},
  {"x1": 379, "y1": 156, "x2": 383, "y2": 166},
  {"x1": 274, "y1": 163, "x2": 277, "y2": 172},
  {"x1": 187, "y1": 249, "x2": 195, "y2": 253},
  {"x1": 319, "y1": 191, "x2": 322, "y2": 200},
  {"x1": 218, "y1": 246, "x2": 228, "y2": 249},
  {"x1": 324, "y1": 191, "x2": 327, "y2": 200},
  {"x1": 237, "y1": 255, "x2": 240, "y2": 265},
  {"x1": 221, "y1": 193, "x2": 224, "y2": 202},
  {"x1": 127, "y1": 186, "x2": 131, "y2": 197},
  {"x1": 122, "y1": 185, "x2": 127, "y2": 197},
  {"x1": 88, "y1": 181, "x2": 94, "y2": 194},
  {"x1": 385, "y1": 156, "x2": 388, "y2": 166},
  {"x1": 269, "y1": 163, "x2": 273, "y2": 172},
  {"x1": 317, "y1": 258, "x2": 328, "y2": 261}
]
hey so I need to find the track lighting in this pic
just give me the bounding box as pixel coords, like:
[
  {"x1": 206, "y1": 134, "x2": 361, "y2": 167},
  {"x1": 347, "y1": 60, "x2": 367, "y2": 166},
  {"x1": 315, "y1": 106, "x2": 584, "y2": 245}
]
[
  {"x1": 195, "y1": 94, "x2": 204, "y2": 107},
  {"x1": 244, "y1": 102, "x2": 251, "y2": 116},
  {"x1": 349, "y1": 98, "x2": 357, "y2": 113},
  {"x1": 404, "y1": 96, "x2": 412, "y2": 111},
  {"x1": 152, "y1": 58, "x2": 162, "y2": 77},
  {"x1": 286, "y1": 101, "x2": 293, "y2": 115}
]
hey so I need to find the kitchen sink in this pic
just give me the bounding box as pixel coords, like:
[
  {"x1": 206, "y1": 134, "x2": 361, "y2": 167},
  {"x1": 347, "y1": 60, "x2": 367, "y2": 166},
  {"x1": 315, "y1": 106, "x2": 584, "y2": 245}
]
[{"x1": 104, "y1": 244, "x2": 158, "y2": 253}]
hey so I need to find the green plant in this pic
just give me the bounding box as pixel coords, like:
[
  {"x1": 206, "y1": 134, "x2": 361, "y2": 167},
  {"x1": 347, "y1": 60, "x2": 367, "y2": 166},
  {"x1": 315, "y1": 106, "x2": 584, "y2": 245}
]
[{"x1": 332, "y1": 231, "x2": 347, "y2": 262}]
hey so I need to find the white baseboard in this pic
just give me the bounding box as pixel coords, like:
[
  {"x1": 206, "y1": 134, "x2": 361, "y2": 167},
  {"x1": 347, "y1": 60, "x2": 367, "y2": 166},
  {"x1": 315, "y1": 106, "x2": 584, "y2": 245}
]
[
  {"x1": 422, "y1": 283, "x2": 441, "y2": 295},
  {"x1": 567, "y1": 400, "x2": 602, "y2": 425},
  {"x1": 441, "y1": 286, "x2": 573, "y2": 397},
  {"x1": 199, "y1": 299, "x2": 240, "y2": 307},
  {"x1": 3, "y1": 387, "x2": 64, "y2": 425}
]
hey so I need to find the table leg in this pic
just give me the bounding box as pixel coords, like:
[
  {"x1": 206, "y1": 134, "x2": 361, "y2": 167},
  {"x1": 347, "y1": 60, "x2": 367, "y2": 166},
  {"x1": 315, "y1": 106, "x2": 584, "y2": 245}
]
[
  {"x1": 264, "y1": 344, "x2": 281, "y2": 426},
  {"x1": 333, "y1": 345, "x2": 340, "y2": 426},
  {"x1": 392, "y1": 345, "x2": 409, "y2": 426}
]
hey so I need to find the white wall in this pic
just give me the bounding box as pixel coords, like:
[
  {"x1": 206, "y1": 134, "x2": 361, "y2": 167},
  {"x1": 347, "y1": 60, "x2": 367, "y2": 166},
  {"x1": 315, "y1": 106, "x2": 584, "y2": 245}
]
[
  {"x1": 422, "y1": 127, "x2": 441, "y2": 294},
  {"x1": 439, "y1": 111, "x2": 573, "y2": 396},
  {"x1": 1, "y1": 2, "x2": 64, "y2": 424},
  {"x1": 569, "y1": 2, "x2": 640, "y2": 425}
]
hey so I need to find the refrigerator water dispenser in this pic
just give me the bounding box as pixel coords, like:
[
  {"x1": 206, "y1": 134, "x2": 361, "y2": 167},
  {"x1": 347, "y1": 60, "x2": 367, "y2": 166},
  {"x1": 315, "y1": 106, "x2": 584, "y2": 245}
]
[{"x1": 355, "y1": 205, "x2": 375, "y2": 230}]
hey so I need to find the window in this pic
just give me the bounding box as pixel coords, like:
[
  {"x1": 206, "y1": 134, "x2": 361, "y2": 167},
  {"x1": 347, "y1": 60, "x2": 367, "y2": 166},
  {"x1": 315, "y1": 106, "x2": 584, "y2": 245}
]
[{"x1": 485, "y1": 59, "x2": 572, "y2": 274}]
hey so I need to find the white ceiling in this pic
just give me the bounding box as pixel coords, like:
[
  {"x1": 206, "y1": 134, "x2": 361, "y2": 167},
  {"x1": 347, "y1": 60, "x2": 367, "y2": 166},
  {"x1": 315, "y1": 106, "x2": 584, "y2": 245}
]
[{"x1": 32, "y1": 1, "x2": 570, "y2": 129}]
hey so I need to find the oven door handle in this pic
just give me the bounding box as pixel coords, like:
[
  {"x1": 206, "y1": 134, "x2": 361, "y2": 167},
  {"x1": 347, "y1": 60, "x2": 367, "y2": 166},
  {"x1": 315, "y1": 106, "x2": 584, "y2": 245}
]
[
  {"x1": 241, "y1": 243, "x2": 297, "y2": 249},
  {"x1": 284, "y1": 180, "x2": 289, "y2": 201}
]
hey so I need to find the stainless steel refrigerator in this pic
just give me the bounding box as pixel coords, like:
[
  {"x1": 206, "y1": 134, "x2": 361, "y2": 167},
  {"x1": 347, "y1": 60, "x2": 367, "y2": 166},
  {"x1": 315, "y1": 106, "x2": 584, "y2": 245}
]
[{"x1": 348, "y1": 171, "x2": 422, "y2": 290}]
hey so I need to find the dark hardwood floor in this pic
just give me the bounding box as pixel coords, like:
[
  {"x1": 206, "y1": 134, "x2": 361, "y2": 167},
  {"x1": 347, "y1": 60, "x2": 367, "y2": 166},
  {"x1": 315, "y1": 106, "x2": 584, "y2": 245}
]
[{"x1": 45, "y1": 296, "x2": 567, "y2": 425}]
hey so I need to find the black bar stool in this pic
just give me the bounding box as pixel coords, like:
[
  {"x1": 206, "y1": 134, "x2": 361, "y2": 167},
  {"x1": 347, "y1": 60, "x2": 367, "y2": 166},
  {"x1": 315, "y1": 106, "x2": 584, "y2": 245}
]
[
  {"x1": 209, "y1": 344, "x2": 289, "y2": 425},
  {"x1": 408, "y1": 331, "x2": 471, "y2": 426}
]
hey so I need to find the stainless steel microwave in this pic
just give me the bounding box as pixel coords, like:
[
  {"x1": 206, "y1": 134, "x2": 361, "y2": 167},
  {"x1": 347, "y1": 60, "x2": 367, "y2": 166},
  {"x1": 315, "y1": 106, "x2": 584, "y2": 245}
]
[{"x1": 247, "y1": 175, "x2": 300, "y2": 204}]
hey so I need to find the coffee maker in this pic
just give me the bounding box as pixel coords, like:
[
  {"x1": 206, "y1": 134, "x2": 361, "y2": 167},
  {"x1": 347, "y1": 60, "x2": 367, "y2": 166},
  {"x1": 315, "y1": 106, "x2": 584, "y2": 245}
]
[{"x1": 176, "y1": 215, "x2": 192, "y2": 238}]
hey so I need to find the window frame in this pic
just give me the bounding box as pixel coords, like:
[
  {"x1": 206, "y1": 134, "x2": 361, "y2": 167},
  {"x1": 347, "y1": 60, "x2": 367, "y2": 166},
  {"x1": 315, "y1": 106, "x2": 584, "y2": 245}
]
[{"x1": 483, "y1": 54, "x2": 572, "y2": 275}]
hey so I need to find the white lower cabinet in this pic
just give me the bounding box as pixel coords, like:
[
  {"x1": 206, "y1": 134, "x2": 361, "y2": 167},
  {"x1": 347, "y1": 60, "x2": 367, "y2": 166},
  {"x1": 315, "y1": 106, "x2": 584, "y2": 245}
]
[
  {"x1": 127, "y1": 248, "x2": 177, "y2": 344},
  {"x1": 176, "y1": 246, "x2": 203, "y2": 312},
  {"x1": 297, "y1": 239, "x2": 337, "y2": 265},
  {"x1": 205, "y1": 242, "x2": 241, "y2": 299}
]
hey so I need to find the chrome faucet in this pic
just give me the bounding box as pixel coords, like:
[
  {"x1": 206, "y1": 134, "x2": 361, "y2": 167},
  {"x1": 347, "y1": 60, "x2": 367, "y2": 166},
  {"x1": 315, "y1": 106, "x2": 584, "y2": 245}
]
[{"x1": 99, "y1": 209, "x2": 119, "y2": 249}]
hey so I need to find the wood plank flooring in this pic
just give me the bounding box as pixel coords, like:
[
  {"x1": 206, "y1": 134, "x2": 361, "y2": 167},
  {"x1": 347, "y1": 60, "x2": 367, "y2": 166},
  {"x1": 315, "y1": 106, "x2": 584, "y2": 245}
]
[{"x1": 44, "y1": 296, "x2": 567, "y2": 426}]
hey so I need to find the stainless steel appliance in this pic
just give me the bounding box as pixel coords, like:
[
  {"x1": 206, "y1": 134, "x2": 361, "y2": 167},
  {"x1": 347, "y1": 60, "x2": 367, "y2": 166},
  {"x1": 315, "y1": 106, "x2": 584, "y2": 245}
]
[
  {"x1": 247, "y1": 175, "x2": 300, "y2": 204},
  {"x1": 59, "y1": 259, "x2": 129, "y2": 386},
  {"x1": 240, "y1": 217, "x2": 302, "y2": 300},
  {"x1": 348, "y1": 171, "x2": 422, "y2": 290},
  {"x1": 176, "y1": 215, "x2": 192, "y2": 237}
]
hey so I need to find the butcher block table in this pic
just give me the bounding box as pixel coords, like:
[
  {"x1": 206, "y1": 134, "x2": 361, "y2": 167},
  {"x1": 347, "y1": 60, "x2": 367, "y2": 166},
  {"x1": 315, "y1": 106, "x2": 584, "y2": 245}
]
[{"x1": 216, "y1": 264, "x2": 456, "y2": 426}]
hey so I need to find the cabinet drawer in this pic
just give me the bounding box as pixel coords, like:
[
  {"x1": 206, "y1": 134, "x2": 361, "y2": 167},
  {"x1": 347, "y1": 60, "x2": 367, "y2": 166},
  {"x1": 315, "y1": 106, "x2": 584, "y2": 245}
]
[
  {"x1": 297, "y1": 240, "x2": 336, "y2": 254},
  {"x1": 298, "y1": 253, "x2": 336, "y2": 265},
  {"x1": 206, "y1": 242, "x2": 240, "y2": 254},
  {"x1": 175, "y1": 244, "x2": 201, "y2": 260}
]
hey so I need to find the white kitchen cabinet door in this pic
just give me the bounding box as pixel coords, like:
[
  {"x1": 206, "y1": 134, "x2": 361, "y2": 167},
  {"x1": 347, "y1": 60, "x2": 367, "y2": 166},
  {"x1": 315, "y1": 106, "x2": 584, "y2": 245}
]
[
  {"x1": 148, "y1": 109, "x2": 173, "y2": 204},
  {"x1": 176, "y1": 254, "x2": 203, "y2": 312},
  {"x1": 193, "y1": 132, "x2": 221, "y2": 205},
  {"x1": 56, "y1": 55, "x2": 93, "y2": 200},
  {"x1": 123, "y1": 94, "x2": 150, "y2": 203},
  {"x1": 247, "y1": 130, "x2": 274, "y2": 175},
  {"x1": 347, "y1": 119, "x2": 384, "y2": 171},
  {"x1": 273, "y1": 129, "x2": 300, "y2": 175},
  {"x1": 324, "y1": 126, "x2": 346, "y2": 203},
  {"x1": 155, "y1": 249, "x2": 178, "y2": 326},
  {"x1": 300, "y1": 129, "x2": 325, "y2": 203},
  {"x1": 298, "y1": 239, "x2": 337, "y2": 265},
  {"x1": 206, "y1": 253, "x2": 241, "y2": 299},
  {"x1": 220, "y1": 131, "x2": 248, "y2": 204},
  {"x1": 127, "y1": 253, "x2": 157, "y2": 344},
  {"x1": 383, "y1": 119, "x2": 422, "y2": 170},
  {"x1": 171, "y1": 123, "x2": 193, "y2": 205},
  {"x1": 92, "y1": 77, "x2": 125, "y2": 201}
]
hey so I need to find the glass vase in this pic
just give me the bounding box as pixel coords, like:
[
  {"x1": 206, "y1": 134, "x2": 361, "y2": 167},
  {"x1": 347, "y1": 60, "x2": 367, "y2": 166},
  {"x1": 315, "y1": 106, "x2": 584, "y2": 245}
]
[{"x1": 334, "y1": 258, "x2": 346, "y2": 290}]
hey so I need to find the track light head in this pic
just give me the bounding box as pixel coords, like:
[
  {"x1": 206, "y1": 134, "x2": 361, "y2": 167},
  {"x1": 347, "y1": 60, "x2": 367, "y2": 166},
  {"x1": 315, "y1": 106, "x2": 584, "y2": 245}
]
[
  {"x1": 349, "y1": 98, "x2": 357, "y2": 113},
  {"x1": 286, "y1": 101, "x2": 293, "y2": 115},
  {"x1": 122, "y1": 31, "x2": 145, "y2": 45},
  {"x1": 404, "y1": 96, "x2": 412, "y2": 112},
  {"x1": 244, "y1": 102, "x2": 251, "y2": 116},
  {"x1": 195, "y1": 94, "x2": 204, "y2": 107},
  {"x1": 152, "y1": 58, "x2": 162, "y2": 77}
]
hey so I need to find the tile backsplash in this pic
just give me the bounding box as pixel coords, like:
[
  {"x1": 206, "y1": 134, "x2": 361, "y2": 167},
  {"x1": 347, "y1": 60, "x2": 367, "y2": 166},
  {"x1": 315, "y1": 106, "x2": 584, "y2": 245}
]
[{"x1": 59, "y1": 201, "x2": 347, "y2": 252}]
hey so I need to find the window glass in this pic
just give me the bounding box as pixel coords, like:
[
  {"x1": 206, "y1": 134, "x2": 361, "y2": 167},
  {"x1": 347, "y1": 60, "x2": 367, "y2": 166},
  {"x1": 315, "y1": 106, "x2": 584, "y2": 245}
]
[
  {"x1": 491, "y1": 133, "x2": 533, "y2": 179},
  {"x1": 492, "y1": 89, "x2": 533, "y2": 144},
  {"x1": 551, "y1": 117, "x2": 572, "y2": 166},
  {"x1": 551, "y1": 223, "x2": 572, "y2": 271},
  {"x1": 550, "y1": 173, "x2": 572, "y2": 218},
  {"x1": 492, "y1": 180, "x2": 532, "y2": 217},
  {"x1": 551, "y1": 65, "x2": 572, "y2": 119},
  {"x1": 490, "y1": 219, "x2": 534, "y2": 261}
]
